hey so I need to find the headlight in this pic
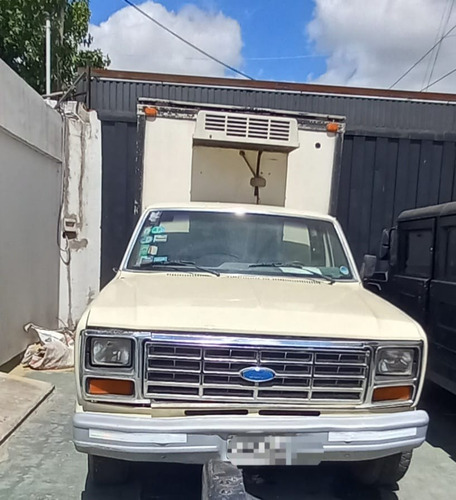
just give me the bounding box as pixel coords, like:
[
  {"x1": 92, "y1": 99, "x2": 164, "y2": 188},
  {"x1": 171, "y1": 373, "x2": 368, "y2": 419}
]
[
  {"x1": 91, "y1": 337, "x2": 132, "y2": 367},
  {"x1": 376, "y1": 348, "x2": 414, "y2": 376}
]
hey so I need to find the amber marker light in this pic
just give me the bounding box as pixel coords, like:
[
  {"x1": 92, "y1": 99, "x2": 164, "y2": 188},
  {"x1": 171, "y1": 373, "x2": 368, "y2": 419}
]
[
  {"x1": 87, "y1": 378, "x2": 134, "y2": 396},
  {"x1": 373, "y1": 386, "x2": 412, "y2": 402}
]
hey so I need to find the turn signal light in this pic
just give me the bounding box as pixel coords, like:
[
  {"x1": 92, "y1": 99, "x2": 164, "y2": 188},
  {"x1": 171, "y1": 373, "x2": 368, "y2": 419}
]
[
  {"x1": 87, "y1": 378, "x2": 134, "y2": 396},
  {"x1": 326, "y1": 122, "x2": 339, "y2": 133},
  {"x1": 373, "y1": 386, "x2": 412, "y2": 402}
]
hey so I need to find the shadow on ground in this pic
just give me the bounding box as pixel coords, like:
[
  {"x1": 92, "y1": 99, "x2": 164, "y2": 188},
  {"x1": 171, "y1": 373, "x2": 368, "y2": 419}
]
[
  {"x1": 81, "y1": 462, "x2": 398, "y2": 500},
  {"x1": 81, "y1": 463, "x2": 202, "y2": 500},
  {"x1": 420, "y1": 381, "x2": 456, "y2": 462},
  {"x1": 243, "y1": 465, "x2": 398, "y2": 500}
]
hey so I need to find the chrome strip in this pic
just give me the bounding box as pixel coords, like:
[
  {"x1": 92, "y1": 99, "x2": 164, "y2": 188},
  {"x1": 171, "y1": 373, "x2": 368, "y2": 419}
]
[{"x1": 147, "y1": 332, "x2": 371, "y2": 349}]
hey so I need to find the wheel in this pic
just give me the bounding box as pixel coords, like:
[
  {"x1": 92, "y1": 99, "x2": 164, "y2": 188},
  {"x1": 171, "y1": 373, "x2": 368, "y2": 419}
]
[
  {"x1": 350, "y1": 451, "x2": 412, "y2": 487},
  {"x1": 87, "y1": 455, "x2": 131, "y2": 485}
]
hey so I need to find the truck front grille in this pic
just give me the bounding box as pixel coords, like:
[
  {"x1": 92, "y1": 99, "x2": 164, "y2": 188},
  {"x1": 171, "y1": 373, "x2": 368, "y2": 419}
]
[{"x1": 143, "y1": 337, "x2": 370, "y2": 405}]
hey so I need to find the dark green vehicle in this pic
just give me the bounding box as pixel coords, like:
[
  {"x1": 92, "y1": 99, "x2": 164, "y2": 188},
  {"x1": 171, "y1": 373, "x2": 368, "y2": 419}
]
[{"x1": 363, "y1": 201, "x2": 456, "y2": 396}]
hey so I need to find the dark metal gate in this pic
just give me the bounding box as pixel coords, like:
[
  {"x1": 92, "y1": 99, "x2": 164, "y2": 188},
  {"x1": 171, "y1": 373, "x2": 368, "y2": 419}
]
[
  {"x1": 338, "y1": 135, "x2": 456, "y2": 265},
  {"x1": 99, "y1": 119, "x2": 137, "y2": 286}
]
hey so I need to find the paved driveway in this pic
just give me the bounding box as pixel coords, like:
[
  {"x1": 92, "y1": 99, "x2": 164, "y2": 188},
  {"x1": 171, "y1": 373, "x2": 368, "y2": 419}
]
[{"x1": 0, "y1": 371, "x2": 455, "y2": 500}]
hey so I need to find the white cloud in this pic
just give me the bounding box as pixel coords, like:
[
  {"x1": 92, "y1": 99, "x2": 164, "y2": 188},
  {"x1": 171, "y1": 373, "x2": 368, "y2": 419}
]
[
  {"x1": 89, "y1": 1, "x2": 243, "y2": 77},
  {"x1": 307, "y1": 0, "x2": 456, "y2": 91}
]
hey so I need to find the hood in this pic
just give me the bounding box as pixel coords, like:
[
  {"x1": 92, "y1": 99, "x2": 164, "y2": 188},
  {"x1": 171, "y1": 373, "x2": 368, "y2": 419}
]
[{"x1": 86, "y1": 272, "x2": 423, "y2": 341}]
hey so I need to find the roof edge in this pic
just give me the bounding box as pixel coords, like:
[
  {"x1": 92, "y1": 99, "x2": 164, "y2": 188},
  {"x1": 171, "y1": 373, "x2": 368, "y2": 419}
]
[
  {"x1": 398, "y1": 202, "x2": 456, "y2": 221},
  {"x1": 86, "y1": 68, "x2": 456, "y2": 103}
]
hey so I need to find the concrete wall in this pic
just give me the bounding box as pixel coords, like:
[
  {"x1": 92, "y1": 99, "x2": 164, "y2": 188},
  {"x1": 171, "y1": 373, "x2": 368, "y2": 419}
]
[
  {"x1": 0, "y1": 59, "x2": 62, "y2": 366},
  {"x1": 59, "y1": 103, "x2": 102, "y2": 329}
]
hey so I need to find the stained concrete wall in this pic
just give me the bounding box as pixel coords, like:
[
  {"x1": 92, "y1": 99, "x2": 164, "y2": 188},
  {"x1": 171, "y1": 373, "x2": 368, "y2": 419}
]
[
  {"x1": 58, "y1": 103, "x2": 102, "y2": 329},
  {"x1": 0, "y1": 59, "x2": 62, "y2": 366}
]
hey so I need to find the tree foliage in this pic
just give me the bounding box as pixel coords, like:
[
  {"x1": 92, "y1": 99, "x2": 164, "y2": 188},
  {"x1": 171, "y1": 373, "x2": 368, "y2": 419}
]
[{"x1": 0, "y1": 0, "x2": 109, "y2": 94}]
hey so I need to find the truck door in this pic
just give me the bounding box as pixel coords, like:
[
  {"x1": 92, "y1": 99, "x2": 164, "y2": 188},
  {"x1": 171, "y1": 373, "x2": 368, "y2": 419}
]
[
  {"x1": 428, "y1": 215, "x2": 456, "y2": 394},
  {"x1": 391, "y1": 218, "x2": 435, "y2": 326}
]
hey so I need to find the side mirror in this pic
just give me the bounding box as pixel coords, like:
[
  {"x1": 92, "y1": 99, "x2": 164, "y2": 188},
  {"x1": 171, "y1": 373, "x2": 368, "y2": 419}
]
[
  {"x1": 379, "y1": 229, "x2": 391, "y2": 260},
  {"x1": 360, "y1": 254, "x2": 377, "y2": 280}
]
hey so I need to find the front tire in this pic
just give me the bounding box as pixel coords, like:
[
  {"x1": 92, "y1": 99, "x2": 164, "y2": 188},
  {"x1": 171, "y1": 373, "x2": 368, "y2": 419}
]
[
  {"x1": 351, "y1": 451, "x2": 412, "y2": 487},
  {"x1": 87, "y1": 455, "x2": 131, "y2": 485}
]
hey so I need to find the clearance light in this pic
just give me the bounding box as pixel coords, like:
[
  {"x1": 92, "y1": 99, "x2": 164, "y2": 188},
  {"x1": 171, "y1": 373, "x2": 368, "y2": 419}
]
[
  {"x1": 373, "y1": 386, "x2": 412, "y2": 402},
  {"x1": 87, "y1": 378, "x2": 134, "y2": 396},
  {"x1": 326, "y1": 122, "x2": 339, "y2": 133},
  {"x1": 144, "y1": 107, "x2": 158, "y2": 117}
]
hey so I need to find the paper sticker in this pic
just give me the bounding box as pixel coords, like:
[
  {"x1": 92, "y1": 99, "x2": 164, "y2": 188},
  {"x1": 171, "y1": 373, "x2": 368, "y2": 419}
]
[
  {"x1": 148, "y1": 211, "x2": 162, "y2": 223},
  {"x1": 153, "y1": 256, "x2": 168, "y2": 263},
  {"x1": 340, "y1": 266, "x2": 350, "y2": 276},
  {"x1": 151, "y1": 225, "x2": 166, "y2": 234},
  {"x1": 140, "y1": 235, "x2": 153, "y2": 244},
  {"x1": 148, "y1": 245, "x2": 158, "y2": 256},
  {"x1": 140, "y1": 256, "x2": 154, "y2": 265},
  {"x1": 140, "y1": 244, "x2": 149, "y2": 257},
  {"x1": 153, "y1": 234, "x2": 168, "y2": 243}
]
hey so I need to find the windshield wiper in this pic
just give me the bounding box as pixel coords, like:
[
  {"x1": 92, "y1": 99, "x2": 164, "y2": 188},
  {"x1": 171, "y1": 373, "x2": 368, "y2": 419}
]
[
  {"x1": 249, "y1": 262, "x2": 335, "y2": 284},
  {"x1": 139, "y1": 260, "x2": 220, "y2": 277}
]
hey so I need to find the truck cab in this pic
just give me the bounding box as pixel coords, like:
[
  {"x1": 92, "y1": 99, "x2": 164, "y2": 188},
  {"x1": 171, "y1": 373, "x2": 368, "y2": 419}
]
[{"x1": 364, "y1": 201, "x2": 456, "y2": 396}]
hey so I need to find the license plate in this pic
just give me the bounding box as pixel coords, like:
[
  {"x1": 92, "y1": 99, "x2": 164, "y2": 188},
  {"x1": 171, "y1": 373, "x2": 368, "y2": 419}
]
[{"x1": 227, "y1": 435, "x2": 321, "y2": 466}]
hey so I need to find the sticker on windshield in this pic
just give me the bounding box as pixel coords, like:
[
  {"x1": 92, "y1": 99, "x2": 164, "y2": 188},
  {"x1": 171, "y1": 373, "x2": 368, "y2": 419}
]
[
  {"x1": 140, "y1": 235, "x2": 153, "y2": 244},
  {"x1": 140, "y1": 245, "x2": 149, "y2": 257},
  {"x1": 148, "y1": 245, "x2": 158, "y2": 256},
  {"x1": 140, "y1": 256, "x2": 154, "y2": 265},
  {"x1": 339, "y1": 266, "x2": 350, "y2": 276},
  {"x1": 148, "y1": 211, "x2": 162, "y2": 223},
  {"x1": 153, "y1": 234, "x2": 168, "y2": 243},
  {"x1": 151, "y1": 225, "x2": 166, "y2": 234},
  {"x1": 153, "y1": 256, "x2": 168, "y2": 263}
]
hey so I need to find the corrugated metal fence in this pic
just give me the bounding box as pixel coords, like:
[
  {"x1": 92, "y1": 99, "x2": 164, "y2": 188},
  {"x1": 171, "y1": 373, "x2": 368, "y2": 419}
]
[
  {"x1": 339, "y1": 136, "x2": 456, "y2": 264},
  {"x1": 76, "y1": 73, "x2": 456, "y2": 285}
]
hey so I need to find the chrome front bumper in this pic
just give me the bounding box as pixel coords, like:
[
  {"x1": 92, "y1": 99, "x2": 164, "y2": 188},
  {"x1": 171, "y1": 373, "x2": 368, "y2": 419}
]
[{"x1": 73, "y1": 409, "x2": 428, "y2": 465}]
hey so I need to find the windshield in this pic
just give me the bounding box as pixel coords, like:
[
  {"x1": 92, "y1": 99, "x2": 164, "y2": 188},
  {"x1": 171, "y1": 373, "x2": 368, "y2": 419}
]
[{"x1": 126, "y1": 209, "x2": 354, "y2": 280}]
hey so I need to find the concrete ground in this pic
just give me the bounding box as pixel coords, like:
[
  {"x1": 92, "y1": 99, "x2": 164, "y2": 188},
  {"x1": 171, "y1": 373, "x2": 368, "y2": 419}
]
[
  {"x1": 0, "y1": 370, "x2": 455, "y2": 500},
  {"x1": 0, "y1": 372, "x2": 53, "y2": 445}
]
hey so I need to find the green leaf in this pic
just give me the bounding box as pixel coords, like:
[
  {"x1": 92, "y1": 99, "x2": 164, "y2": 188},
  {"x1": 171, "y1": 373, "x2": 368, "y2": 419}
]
[{"x1": 0, "y1": 0, "x2": 109, "y2": 93}]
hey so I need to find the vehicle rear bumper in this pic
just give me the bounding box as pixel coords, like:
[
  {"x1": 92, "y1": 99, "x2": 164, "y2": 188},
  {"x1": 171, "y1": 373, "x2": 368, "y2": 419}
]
[{"x1": 73, "y1": 409, "x2": 428, "y2": 465}]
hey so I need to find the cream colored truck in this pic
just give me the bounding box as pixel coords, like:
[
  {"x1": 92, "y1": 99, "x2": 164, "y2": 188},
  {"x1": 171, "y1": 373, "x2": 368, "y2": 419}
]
[
  {"x1": 73, "y1": 103, "x2": 428, "y2": 486},
  {"x1": 73, "y1": 203, "x2": 428, "y2": 486}
]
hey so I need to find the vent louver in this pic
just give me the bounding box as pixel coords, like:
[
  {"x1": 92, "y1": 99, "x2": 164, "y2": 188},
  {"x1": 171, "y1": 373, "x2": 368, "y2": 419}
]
[{"x1": 194, "y1": 111, "x2": 299, "y2": 151}]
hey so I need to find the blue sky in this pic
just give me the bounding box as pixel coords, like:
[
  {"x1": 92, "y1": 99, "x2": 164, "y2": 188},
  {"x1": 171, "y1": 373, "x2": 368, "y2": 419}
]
[
  {"x1": 88, "y1": 0, "x2": 456, "y2": 92},
  {"x1": 89, "y1": 0, "x2": 326, "y2": 82}
]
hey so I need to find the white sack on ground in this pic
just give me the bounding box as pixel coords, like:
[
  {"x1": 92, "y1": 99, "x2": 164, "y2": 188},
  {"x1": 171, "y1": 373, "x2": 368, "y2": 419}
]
[{"x1": 22, "y1": 323, "x2": 74, "y2": 370}]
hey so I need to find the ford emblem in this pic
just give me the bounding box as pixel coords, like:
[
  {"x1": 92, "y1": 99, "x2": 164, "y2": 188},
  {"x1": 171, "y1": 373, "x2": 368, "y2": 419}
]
[{"x1": 240, "y1": 366, "x2": 276, "y2": 383}]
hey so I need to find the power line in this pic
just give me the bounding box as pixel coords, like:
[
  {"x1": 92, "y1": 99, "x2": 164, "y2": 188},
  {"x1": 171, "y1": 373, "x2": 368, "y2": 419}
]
[
  {"x1": 122, "y1": 0, "x2": 254, "y2": 80},
  {"x1": 389, "y1": 22, "x2": 456, "y2": 89},
  {"x1": 425, "y1": 0, "x2": 455, "y2": 90},
  {"x1": 421, "y1": 0, "x2": 449, "y2": 89},
  {"x1": 421, "y1": 65, "x2": 456, "y2": 91}
]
